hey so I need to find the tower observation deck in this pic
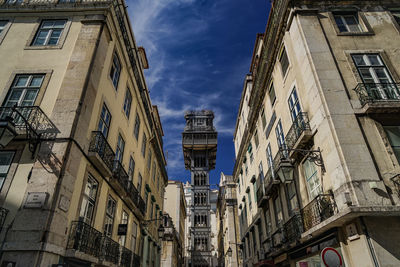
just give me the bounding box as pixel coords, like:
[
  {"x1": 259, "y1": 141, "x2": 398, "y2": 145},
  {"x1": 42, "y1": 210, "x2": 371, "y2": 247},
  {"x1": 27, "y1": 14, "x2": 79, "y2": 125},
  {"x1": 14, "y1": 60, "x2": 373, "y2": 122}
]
[{"x1": 182, "y1": 110, "x2": 217, "y2": 267}]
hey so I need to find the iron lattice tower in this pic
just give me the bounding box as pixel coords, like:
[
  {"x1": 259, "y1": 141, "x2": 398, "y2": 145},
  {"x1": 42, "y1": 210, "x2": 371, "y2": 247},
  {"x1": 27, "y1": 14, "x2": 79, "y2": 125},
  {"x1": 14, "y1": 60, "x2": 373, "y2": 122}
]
[{"x1": 182, "y1": 110, "x2": 217, "y2": 267}]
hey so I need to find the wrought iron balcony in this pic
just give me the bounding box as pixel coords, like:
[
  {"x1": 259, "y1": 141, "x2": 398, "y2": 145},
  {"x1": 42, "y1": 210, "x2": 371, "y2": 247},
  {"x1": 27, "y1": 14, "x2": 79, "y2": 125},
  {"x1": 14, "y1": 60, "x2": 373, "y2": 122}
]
[
  {"x1": 66, "y1": 221, "x2": 103, "y2": 258},
  {"x1": 271, "y1": 226, "x2": 284, "y2": 249},
  {"x1": 126, "y1": 182, "x2": 139, "y2": 207},
  {"x1": 0, "y1": 207, "x2": 9, "y2": 231},
  {"x1": 285, "y1": 112, "x2": 312, "y2": 152},
  {"x1": 138, "y1": 195, "x2": 146, "y2": 215},
  {"x1": 88, "y1": 131, "x2": 115, "y2": 176},
  {"x1": 282, "y1": 213, "x2": 303, "y2": 244},
  {"x1": 132, "y1": 253, "x2": 141, "y2": 266},
  {"x1": 354, "y1": 83, "x2": 400, "y2": 107},
  {"x1": 120, "y1": 246, "x2": 133, "y2": 267},
  {"x1": 112, "y1": 160, "x2": 130, "y2": 195},
  {"x1": 301, "y1": 193, "x2": 337, "y2": 232},
  {"x1": 103, "y1": 235, "x2": 120, "y2": 264}
]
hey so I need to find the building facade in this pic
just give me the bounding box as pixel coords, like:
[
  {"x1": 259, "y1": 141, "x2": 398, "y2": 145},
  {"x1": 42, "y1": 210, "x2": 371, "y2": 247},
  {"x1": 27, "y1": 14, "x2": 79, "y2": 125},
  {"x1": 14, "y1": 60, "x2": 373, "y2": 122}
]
[
  {"x1": 0, "y1": 0, "x2": 167, "y2": 266},
  {"x1": 234, "y1": 1, "x2": 400, "y2": 267},
  {"x1": 160, "y1": 214, "x2": 180, "y2": 267},
  {"x1": 182, "y1": 110, "x2": 217, "y2": 267},
  {"x1": 216, "y1": 172, "x2": 241, "y2": 267},
  {"x1": 162, "y1": 180, "x2": 187, "y2": 267}
]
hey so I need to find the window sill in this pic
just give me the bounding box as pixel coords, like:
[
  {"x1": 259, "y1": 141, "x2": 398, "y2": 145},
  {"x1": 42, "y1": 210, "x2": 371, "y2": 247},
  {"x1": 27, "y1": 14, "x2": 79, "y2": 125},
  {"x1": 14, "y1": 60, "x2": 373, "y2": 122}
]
[
  {"x1": 24, "y1": 45, "x2": 63, "y2": 50},
  {"x1": 337, "y1": 31, "x2": 374, "y2": 36}
]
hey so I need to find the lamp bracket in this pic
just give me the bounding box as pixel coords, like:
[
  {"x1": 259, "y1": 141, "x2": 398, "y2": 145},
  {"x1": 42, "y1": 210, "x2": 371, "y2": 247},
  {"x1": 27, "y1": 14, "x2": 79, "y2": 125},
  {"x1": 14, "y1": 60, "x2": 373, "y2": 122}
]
[{"x1": 287, "y1": 147, "x2": 326, "y2": 173}]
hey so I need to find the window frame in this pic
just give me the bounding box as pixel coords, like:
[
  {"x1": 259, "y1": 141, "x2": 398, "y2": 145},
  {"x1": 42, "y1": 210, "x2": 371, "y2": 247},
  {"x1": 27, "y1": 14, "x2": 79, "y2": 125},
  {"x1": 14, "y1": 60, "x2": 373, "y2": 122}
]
[
  {"x1": 109, "y1": 52, "x2": 122, "y2": 89},
  {"x1": 0, "y1": 19, "x2": 12, "y2": 45},
  {"x1": 104, "y1": 195, "x2": 117, "y2": 237},
  {"x1": 97, "y1": 103, "x2": 112, "y2": 139},
  {"x1": 279, "y1": 46, "x2": 290, "y2": 78},
  {"x1": 123, "y1": 88, "x2": 132, "y2": 118},
  {"x1": 3, "y1": 74, "x2": 45, "y2": 108},
  {"x1": 0, "y1": 151, "x2": 15, "y2": 193},
  {"x1": 128, "y1": 156, "x2": 135, "y2": 181},
  {"x1": 288, "y1": 87, "x2": 302, "y2": 122},
  {"x1": 26, "y1": 18, "x2": 71, "y2": 49},
  {"x1": 268, "y1": 82, "x2": 276, "y2": 106},
  {"x1": 330, "y1": 11, "x2": 373, "y2": 36},
  {"x1": 141, "y1": 134, "x2": 147, "y2": 158},
  {"x1": 115, "y1": 134, "x2": 125, "y2": 163},
  {"x1": 133, "y1": 113, "x2": 141, "y2": 140}
]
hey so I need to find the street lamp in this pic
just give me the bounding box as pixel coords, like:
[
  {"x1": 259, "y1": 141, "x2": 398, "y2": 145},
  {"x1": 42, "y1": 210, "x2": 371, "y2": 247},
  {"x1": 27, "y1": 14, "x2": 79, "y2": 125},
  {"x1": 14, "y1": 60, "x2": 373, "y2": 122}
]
[
  {"x1": 227, "y1": 247, "x2": 232, "y2": 257},
  {"x1": 0, "y1": 116, "x2": 17, "y2": 148},
  {"x1": 276, "y1": 159, "x2": 294, "y2": 184}
]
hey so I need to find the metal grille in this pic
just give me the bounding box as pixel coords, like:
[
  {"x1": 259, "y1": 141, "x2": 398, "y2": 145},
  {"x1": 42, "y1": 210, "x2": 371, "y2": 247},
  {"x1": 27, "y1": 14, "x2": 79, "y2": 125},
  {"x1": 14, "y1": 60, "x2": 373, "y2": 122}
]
[
  {"x1": 354, "y1": 83, "x2": 400, "y2": 106},
  {"x1": 301, "y1": 193, "x2": 337, "y2": 232},
  {"x1": 67, "y1": 221, "x2": 103, "y2": 258},
  {"x1": 285, "y1": 112, "x2": 311, "y2": 149},
  {"x1": 88, "y1": 131, "x2": 115, "y2": 172}
]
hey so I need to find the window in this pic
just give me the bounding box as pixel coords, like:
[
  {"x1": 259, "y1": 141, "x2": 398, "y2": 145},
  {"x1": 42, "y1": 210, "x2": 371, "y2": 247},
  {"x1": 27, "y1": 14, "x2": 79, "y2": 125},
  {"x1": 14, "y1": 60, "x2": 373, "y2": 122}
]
[
  {"x1": 254, "y1": 130, "x2": 259, "y2": 148},
  {"x1": 152, "y1": 163, "x2": 156, "y2": 181},
  {"x1": 0, "y1": 151, "x2": 14, "y2": 192},
  {"x1": 334, "y1": 13, "x2": 361, "y2": 33},
  {"x1": 141, "y1": 134, "x2": 147, "y2": 157},
  {"x1": 279, "y1": 47, "x2": 289, "y2": 77},
  {"x1": 149, "y1": 200, "x2": 153, "y2": 219},
  {"x1": 275, "y1": 120, "x2": 285, "y2": 150},
  {"x1": 128, "y1": 156, "x2": 135, "y2": 181},
  {"x1": 123, "y1": 89, "x2": 132, "y2": 118},
  {"x1": 119, "y1": 211, "x2": 129, "y2": 246},
  {"x1": 104, "y1": 196, "x2": 116, "y2": 237},
  {"x1": 352, "y1": 54, "x2": 398, "y2": 100},
  {"x1": 264, "y1": 208, "x2": 272, "y2": 235},
  {"x1": 98, "y1": 104, "x2": 111, "y2": 139},
  {"x1": 252, "y1": 229, "x2": 257, "y2": 256},
  {"x1": 110, "y1": 53, "x2": 121, "y2": 89},
  {"x1": 286, "y1": 182, "x2": 298, "y2": 216},
  {"x1": 303, "y1": 159, "x2": 322, "y2": 199},
  {"x1": 133, "y1": 113, "x2": 141, "y2": 140},
  {"x1": 269, "y1": 83, "x2": 276, "y2": 106},
  {"x1": 248, "y1": 143, "x2": 253, "y2": 164},
  {"x1": 261, "y1": 108, "x2": 267, "y2": 129},
  {"x1": 266, "y1": 144, "x2": 273, "y2": 171},
  {"x1": 147, "y1": 149, "x2": 152, "y2": 170},
  {"x1": 32, "y1": 20, "x2": 66, "y2": 46},
  {"x1": 0, "y1": 20, "x2": 8, "y2": 35},
  {"x1": 115, "y1": 134, "x2": 125, "y2": 163},
  {"x1": 273, "y1": 195, "x2": 283, "y2": 226},
  {"x1": 131, "y1": 221, "x2": 138, "y2": 253},
  {"x1": 4, "y1": 74, "x2": 43, "y2": 107},
  {"x1": 137, "y1": 173, "x2": 143, "y2": 193},
  {"x1": 144, "y1": 190, "x2": 149, "y2": 208},
  {"x1": 252, "y1": 181, "x2": 257, "y2": 204},
  {"x1": 384, "y1": 126, "x2": 400, "y2": 163},
  {"x1": 288, "y1": 87, "x2": 301, "y2": 121}
]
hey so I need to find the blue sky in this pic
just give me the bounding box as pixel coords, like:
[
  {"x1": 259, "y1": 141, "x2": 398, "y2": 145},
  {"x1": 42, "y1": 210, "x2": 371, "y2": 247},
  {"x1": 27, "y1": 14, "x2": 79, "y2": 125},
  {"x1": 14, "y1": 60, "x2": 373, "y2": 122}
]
[{"x1": 128, "y1": 0, "x2": 270, "y2": 186}]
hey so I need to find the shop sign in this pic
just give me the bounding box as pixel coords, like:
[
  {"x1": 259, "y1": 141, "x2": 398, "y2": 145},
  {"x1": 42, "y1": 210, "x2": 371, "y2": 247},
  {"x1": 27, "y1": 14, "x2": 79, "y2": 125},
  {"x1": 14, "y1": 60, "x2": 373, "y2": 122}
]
[{"x1": 321, "y1": 247, "x2": 342, "y2": 267}]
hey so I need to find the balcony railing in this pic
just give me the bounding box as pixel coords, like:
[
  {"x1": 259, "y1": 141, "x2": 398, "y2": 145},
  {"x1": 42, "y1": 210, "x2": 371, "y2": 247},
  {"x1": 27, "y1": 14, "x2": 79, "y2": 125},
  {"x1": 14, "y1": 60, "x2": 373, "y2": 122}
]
[
  {"x1": 285, "y1": 112, "x2": 311, "y2": 150},
  {"x1": 0, "y1": 207, "x2": 9, "y2": 231},
  {"x1": 283, "y1": 213, "x2": 303, "y2": 244},
  {"x1": 354, "y1": 83, "x2": 400, "y2": 106},
  {"x1": 112, "y1": 160, "x2": 130, "y2": 193},
  {"x1": 301, "y1": 193, "x2": 337, "y2": 232},
  {"x1": 138, "y1": 195, "x2": 146, "y2": 215},
  {"x1": 120, "y1": 246, "x2": 133, "y2": 267},
  {"x1": 103, "y1": 235, "x2": 120, "y2": 264},
  {"x1": 88, "y1": 131, "x2": 115, "y2": 173},
  {"x1": 67, "y1": 221, "x2": 103, "y2": 258},
  {"x1": 67, "y1": 221, "x2": 140, "y2": 266}
]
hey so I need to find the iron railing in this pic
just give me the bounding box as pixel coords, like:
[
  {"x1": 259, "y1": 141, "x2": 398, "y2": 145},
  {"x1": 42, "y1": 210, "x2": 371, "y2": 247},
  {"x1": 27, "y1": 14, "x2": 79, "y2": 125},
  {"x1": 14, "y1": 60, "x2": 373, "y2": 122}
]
[
  {"x1": 283, "y1": 213, "x2": 303, "y2": 244},
  {"x1": 285, "y1": 112, "x2": 311, "y2": 150},
  {"x1": 127, "y1": 182, "x2": 139, "y2": 206},
  {"x1": 112, "y1": 160, "x2": 130, "y2": 192},
  {"x1": 89, "y1": 131, "x2": 115, "y2": 172},
  {"x1": 0, "y1": 207, "x2": 9, "y2": 231},
  {"x1": 138, "y1": 195, "x2": 146, "y2": 215},
  {"x1": 120, "y1": 246, "x2": 133, "y2": 267},
  {"x1": 301, "y1": 193, "x2": 337, "y2": 232},
  {"x1": 132, "y1": 253, "x2": 141, "y2": 266},
  {"x1": 103, "y1": 235, "x2": 120, "y2": 264},
  {"x1": 354, "y1": 83, "x2": 400, "y2": 106},
  {"x1": 256, "y1": 173, "x2": 264, "y2": 205},
  {"x1": 67, "y1": 221, "x2": 103, "y2": 258}
]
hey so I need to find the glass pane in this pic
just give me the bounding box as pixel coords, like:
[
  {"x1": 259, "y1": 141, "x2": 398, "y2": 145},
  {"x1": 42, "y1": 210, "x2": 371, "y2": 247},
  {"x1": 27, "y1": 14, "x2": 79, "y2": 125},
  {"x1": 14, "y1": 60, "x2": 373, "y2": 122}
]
[
  {"x1": 344, "y1": 15, "x2": 361, "y2": 32},
  {"x1": 0, "y1": 21, "x2": 7, "y2": 27},
  {"x1": 353, "y1": 55, "x2": 366, "y2": 66},
  {"x1": 359, "y1": 68, "x2": 375, "y2": 83},
  {"x1": 0, "y1": 152, "x2": 14, "y2": 174},
  {"x1": 24, "y1": 89, "x2": 38, "y2": 101},
  {"x1": 374, "y1": 68, "x2": 392, "y2": 84},
  {"x1": 47, "y1": 37, "x2": 59, "y2": 45},
  {"x1": 8, "y1": 90, "x2": 23, "y2": 101},
  {"x1": 385, "y1": 126, "x2": 400, "y2": 146},
  {"x1": 53, "y1": 20, "x2": 66, "y2": 28},
  {"x1": 15, "y1": 76, "x2": 29, "y2": 87},
  {"x1": 30, "y1": 76, "x2": 43, "y2": 87},
  {"x1": 41, "y1": 21, "x2": 54, "y2": 29},
  {"x1": 367, "y1": 55, "x2": 382, "y2": 66},
  {"x1": 334, "y1": 16, "x2": 347, "y2": 32}
]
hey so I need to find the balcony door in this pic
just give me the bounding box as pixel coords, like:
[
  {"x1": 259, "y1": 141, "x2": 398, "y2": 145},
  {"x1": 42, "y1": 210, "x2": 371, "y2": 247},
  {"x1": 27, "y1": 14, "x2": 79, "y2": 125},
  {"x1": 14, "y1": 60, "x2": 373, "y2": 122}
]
[{"x1": 352, "y1": 54, "x2": 399, "y2": 100}]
